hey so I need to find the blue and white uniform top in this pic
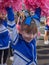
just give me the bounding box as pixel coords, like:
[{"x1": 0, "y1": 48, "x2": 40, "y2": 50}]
[
  {"x1": 0, "y1": 23, "x2": 10, "y2": 50},
  {"x1": 12, "y1": 34, "x2": 37, "y2": 65}
]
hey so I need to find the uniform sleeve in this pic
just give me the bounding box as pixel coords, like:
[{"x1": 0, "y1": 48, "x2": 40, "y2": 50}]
[
  {"x1": 31, "y1": 7, "x2": 41, "y2": 22},
  {"x1": 6, "y1": 7, "x2": 18, "y2": 45}
]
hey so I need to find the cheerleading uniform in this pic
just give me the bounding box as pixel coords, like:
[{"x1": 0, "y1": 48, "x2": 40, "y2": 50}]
[
  {"x1": 6, "y1": 7, "x2": 37, "y2": 65},
  {"x1": 12, "y1": 34, "x2": 37, "y2": 65},
  {"x1": 0, "y1": 19, "x2": 10, "y2": 65},
  {"x1": 0, "y1": 24, "x2": 10, "y2": 49}
]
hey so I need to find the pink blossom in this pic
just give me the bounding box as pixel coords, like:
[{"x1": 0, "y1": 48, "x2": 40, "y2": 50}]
[
  {"x1": 0, "y1": 0, "x2": 22, "y2": 14},
  {"x1": 24, "y1": 0, "x2": 49, "y2": 16}
]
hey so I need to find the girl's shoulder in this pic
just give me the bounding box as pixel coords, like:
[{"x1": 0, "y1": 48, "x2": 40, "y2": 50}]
[{"x1": 0, "y1": 24, "x2": 7, "y2": 34}]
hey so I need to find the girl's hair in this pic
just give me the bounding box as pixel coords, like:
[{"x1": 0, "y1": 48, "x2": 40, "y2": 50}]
[{"x1": 21, "y1": 19, "x2": 38, "y2": 35}]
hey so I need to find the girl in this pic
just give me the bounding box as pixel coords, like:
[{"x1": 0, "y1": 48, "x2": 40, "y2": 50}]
[
  {"x1": 0, "y1": 13, "x2": 10, "y2": 65},
  {"x1": 44, "y1": 17, "x2": 49, "y2": 44},
  {"x1": 6, "y1": 7, "x2": 41, "y2": 65},
  {"x1": 13, "y1": 15, "x2": 38, "y2": 65}
]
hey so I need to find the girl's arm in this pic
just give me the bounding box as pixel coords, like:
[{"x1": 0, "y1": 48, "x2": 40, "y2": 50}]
[
  {"x1": 44, "y1": 19, "x2": 47, "y2": 25},
  {"x1": 6, "y1": 7, "x2": 18, "y2": 45}
]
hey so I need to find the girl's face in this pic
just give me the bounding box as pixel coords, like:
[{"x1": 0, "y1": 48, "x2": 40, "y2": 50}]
[
  {"x1": 19, "y1": 25, "x2": 37, "y2": 43},
  {"x1": 21, "y1": 31, "x2": 34, "y2": 43},
  {"x1": 0, "y1": 13, "x2": 6, "y2": 20}
]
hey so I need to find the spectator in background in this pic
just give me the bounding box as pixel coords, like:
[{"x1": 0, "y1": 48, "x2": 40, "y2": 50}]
[
  {"x1": 44, "y1": 17, "x2": 49, "y2": 44},
  {"x1": 0, "y1": 12, "x2": 10, "y2": 65}
]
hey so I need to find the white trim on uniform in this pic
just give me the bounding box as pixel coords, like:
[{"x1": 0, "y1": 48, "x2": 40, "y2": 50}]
[{"x1": 14, "y1": 50, "x2": 31, "y2": 62}]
